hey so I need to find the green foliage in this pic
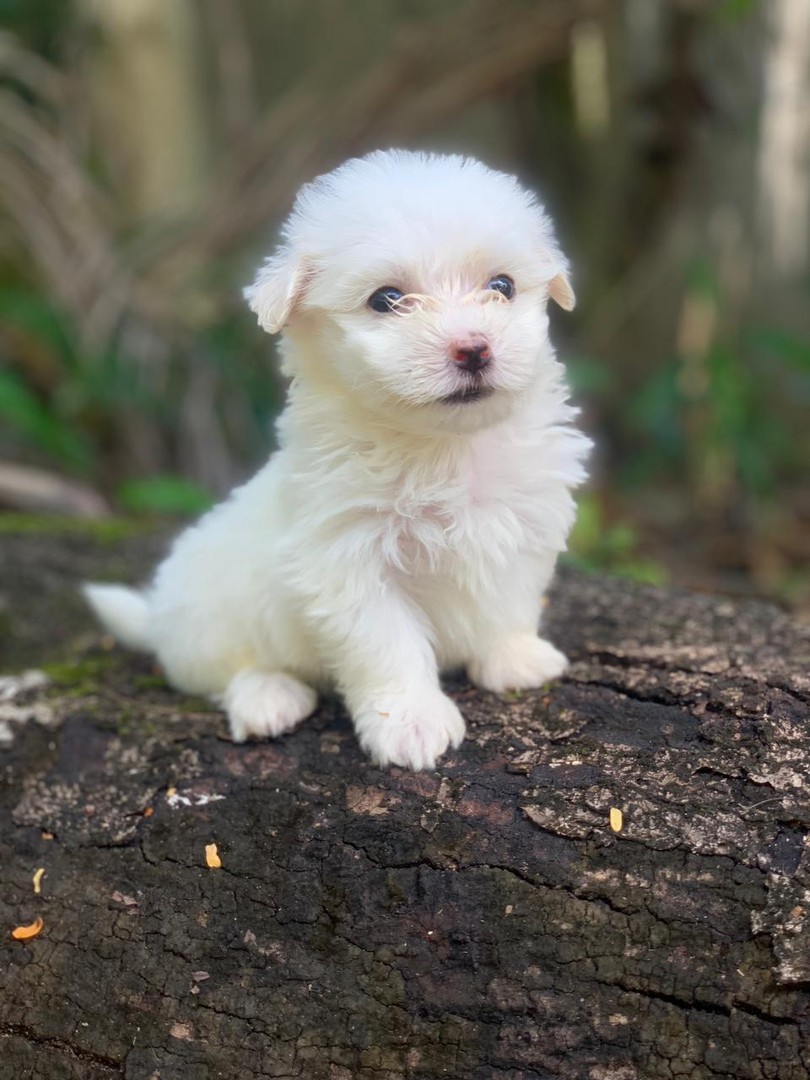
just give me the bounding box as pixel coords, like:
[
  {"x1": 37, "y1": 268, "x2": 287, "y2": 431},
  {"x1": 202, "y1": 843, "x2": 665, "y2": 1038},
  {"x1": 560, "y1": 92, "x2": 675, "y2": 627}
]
[
  {"x1": 751, "y1": 325, "x2": 810, "y2": 373},
  {"x1": 567, "y1": 494, "x2": 667, "y2": 585},
  {"x1": 623, "y1": 362, "x2": 685, "y2": 484},
  {"x1": 0, "y1": 0, "x2": 70, "y2": 56},
  {"x1": 0, "y1": 369, "x2": 91, "y2": 469},
  {"x1": 0, "y1": 290, "x2": 92, "y2": 469},
  {"x1": 617, "y1": 315, "x2": 809, "y2": 500},
  {"x1": 0, "y1": 514, "x2": 152, "y2": 542},
  {"x1": 0, "y1": 288, "x2": 76, "y2": 357},
  {"x1": 0, "y1": 286, "x2": 281, "y2": 515},
  {"x1": 0, "y1": 288, "x2": 134, "y2": 471},
  {"x1": 117, "y1": 476, "x2": 213, "y2": 517},
  {"x1": 566, "y1": 354, "x2": 615, "y2": 398},
  {"x1": 717, "y1": 0, "x2": 759, "y2": 22}
]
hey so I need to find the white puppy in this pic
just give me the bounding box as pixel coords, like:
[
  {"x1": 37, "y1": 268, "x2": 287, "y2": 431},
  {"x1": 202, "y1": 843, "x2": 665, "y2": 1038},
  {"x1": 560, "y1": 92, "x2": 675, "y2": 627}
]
[{"x1": 84, "y1": 150, "x2": 591, "y2": 770}]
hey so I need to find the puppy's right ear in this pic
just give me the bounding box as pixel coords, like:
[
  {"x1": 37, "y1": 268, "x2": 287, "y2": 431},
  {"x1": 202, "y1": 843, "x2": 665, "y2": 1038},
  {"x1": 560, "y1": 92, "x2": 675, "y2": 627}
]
[{"x1": 243, "y1": 247, "x2": 309, "y2": 335}]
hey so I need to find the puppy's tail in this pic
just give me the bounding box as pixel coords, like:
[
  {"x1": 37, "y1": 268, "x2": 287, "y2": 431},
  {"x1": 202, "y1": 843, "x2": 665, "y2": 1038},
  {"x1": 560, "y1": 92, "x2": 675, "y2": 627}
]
[{"x1": 83, "y1": 583, "x2": 152, "y2": 652}]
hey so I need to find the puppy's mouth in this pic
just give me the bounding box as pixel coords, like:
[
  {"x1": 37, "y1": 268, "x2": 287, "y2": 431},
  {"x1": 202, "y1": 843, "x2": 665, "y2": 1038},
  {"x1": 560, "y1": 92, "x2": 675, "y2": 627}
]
[{"x1": 439, "y1": 385, "x2": 496, "y2": 406}]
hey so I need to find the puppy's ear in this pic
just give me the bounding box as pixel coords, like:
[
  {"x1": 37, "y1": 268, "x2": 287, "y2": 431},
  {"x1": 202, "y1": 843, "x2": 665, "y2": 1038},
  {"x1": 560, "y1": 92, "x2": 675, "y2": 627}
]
[
  {"x1": 549, "y1": 270, "x2": 575, "y2": 312},
  {"x1": 244, "y1": 247, "x2": 309, "y2": 334}
]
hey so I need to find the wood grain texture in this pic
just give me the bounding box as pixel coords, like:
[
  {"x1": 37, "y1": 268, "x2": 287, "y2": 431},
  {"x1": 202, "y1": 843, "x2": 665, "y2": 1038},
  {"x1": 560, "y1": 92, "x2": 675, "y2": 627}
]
[{"x1": 1, "y1": 523, "x2": 808, "y2": 1079}]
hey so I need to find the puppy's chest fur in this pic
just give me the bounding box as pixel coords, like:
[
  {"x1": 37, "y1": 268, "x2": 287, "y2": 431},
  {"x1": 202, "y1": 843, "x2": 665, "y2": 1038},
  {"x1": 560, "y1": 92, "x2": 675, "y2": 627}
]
[{"x1": 355, "y1": 436, "x2": 551, "y2": 575}]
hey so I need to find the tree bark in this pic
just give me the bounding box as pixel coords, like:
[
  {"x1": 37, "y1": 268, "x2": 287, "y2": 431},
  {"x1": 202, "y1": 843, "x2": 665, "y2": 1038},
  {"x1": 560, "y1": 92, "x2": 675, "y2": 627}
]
[{"x1": 1, "y1": 521, "x2": 808, "y2": 1079}]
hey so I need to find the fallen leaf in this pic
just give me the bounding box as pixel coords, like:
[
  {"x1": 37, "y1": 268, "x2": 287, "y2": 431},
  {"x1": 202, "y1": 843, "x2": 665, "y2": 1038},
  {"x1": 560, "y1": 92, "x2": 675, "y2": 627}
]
[
  {"x1": 12, "y1": 917, "x2": 44, "y2": 940},
  {"x1": 609, "y1": 807, "x2": 623, "y2": 833},
  {"x1": 32, "y1": 868, "x2": 45, "y2": 895},
  {"x1": 205, "y1": 843, "x2": 221, "y2": 869}
]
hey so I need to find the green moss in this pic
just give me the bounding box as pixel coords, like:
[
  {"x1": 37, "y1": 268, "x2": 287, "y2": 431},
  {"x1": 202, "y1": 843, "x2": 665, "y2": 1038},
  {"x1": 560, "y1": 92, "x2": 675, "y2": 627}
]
[
  {"x1": 132, "y1": 674, "x2": 170, "y2": 690},
  {"x1": 42, "y1": 654, "x2": 116, "y2": 694},
  {"x1": 0, "y1": 513, "x2": 153, "y2": 543},
  {"x1": 502, "y1": 690, "x2": 525, "y2": 702}
]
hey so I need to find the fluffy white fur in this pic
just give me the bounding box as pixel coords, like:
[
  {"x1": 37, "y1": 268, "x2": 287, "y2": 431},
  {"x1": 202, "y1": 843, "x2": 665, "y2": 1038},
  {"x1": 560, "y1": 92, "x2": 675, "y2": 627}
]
[{"x1": 84, "y1": 150, "x2": 591, "y2": 770}]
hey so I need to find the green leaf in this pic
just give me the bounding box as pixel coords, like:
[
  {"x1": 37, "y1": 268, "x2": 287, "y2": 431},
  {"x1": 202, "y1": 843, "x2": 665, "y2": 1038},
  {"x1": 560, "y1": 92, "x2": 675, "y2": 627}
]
[
  {"x1": 117, "y1": 476, "x2": 214, "y2": 516},
  {"x1": 749, "y1": 327, "x2": 810, "y2": 373},
  {"x1": 0, "y1": 370, "x2": 90, "y2": 468},
  {"x1": 714, "y1": 0, "x2": 758, "y2": 22},
  {"x1": 0, "y1": 289, "x2": 77, "y2": 367}
]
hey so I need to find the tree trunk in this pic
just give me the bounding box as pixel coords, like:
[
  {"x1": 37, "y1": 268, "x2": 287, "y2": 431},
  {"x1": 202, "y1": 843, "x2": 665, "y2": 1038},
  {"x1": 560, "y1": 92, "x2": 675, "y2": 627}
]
[{"x1": 1, "y1": 521, "x2": 808, "y2": 1079}]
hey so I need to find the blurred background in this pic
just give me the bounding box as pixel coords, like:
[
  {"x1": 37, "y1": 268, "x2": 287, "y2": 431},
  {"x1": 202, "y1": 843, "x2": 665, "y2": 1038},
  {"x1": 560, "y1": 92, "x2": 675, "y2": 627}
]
[{"x1": 0, "y1": 0, "x2": 807, "y2": 612}]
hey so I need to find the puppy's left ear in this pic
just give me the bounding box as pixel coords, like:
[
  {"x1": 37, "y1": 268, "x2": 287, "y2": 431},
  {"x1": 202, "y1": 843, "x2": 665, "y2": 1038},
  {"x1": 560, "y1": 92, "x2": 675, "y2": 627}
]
[
  {"x1": 549, "y1": 270, "x2": 576, "y2": 312},
  {"x1": 244, "y1": 247, "x2": 309, "y2": 335}
]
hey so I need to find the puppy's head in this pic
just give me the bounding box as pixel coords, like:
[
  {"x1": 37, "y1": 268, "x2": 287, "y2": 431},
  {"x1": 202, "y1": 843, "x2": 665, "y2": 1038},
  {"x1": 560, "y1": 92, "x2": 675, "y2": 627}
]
[{"x1": 245, "y1": 151, "x2": 574, "y2": 433}]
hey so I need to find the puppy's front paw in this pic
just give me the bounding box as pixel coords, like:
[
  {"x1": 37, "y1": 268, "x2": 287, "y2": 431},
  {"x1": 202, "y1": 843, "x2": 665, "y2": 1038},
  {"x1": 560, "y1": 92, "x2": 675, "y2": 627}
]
[
  {"x1": 354, "y1": 688, "x2": 466, "y2": 771},
  {"x1": 469, "y1": 634, "x2": 568, "y2": 693},
  {"x1": 222, "y1": 670, "x2": 317, "y2": 742}
]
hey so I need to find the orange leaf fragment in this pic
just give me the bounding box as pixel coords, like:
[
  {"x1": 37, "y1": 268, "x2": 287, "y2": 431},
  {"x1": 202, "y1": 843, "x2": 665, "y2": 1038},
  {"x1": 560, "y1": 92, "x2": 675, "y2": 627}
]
[
  {"x1": 12, "y1": 917, "x2": 44, "y2": 940},
  {"x1": 205, "y1": 843, "x2": 221, "y2": 869},
  {"x1": 143, "y1": 806, "x2": 154, "y2": 817}
]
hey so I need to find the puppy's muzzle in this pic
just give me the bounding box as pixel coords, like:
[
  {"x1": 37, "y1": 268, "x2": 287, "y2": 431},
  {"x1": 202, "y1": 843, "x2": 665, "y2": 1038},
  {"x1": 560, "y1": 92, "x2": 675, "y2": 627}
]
[{"x1": 451, "y1": 339, "x2": 491, "y2": 375}]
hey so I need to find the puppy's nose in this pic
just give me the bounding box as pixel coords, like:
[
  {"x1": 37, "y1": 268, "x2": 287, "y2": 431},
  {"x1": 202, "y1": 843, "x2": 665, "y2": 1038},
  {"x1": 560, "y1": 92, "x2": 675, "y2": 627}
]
[{"x1": 451, "y1": 340, "x2": 491, "y2": 374}]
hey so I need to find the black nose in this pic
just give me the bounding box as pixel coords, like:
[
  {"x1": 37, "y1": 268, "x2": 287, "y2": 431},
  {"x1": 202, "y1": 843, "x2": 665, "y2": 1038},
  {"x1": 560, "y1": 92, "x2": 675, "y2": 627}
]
[{"x1": 452, "y1": 342, "x2": 491, "y2": 374}]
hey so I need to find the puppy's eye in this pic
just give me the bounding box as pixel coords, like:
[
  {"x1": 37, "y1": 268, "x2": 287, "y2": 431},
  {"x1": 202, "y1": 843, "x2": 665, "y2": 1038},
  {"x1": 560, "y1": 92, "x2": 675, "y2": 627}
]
[
  {"x1": 485, "y1": 275, "x2": 515, "y2": 300},
  {"x1": 368, "y1": 286, "x2": 405, "y2": 313}
]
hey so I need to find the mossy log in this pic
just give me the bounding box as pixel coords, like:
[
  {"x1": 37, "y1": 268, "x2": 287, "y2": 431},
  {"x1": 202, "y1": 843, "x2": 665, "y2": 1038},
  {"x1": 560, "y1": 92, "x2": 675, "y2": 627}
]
[{"x1": 1, "y1": 520, "x2": 809, "y2": 1080}]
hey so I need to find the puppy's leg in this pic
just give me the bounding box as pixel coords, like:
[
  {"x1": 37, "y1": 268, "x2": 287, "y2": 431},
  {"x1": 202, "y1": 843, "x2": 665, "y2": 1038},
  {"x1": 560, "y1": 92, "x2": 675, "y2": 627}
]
[
  {"x1": 306, "y1": 566, "x2": 464, "y2": 770},
  {"x1": 466, "y1": 551, "x2": 568, "y2": 693},
  {"x1": 221, "y1": 669, "x2": 318, "y2": 742},
  {"x1": 469, "y1": 635, "x2": 568, "y2": 693}
]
